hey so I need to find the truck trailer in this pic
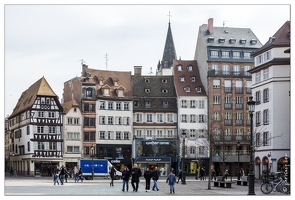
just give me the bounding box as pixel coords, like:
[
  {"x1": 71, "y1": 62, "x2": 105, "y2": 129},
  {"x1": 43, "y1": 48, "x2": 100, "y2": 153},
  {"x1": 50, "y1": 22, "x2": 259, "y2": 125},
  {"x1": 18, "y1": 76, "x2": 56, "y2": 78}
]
[{"x1": 78, "y1": 159, "x2": 122, "y2": 180}]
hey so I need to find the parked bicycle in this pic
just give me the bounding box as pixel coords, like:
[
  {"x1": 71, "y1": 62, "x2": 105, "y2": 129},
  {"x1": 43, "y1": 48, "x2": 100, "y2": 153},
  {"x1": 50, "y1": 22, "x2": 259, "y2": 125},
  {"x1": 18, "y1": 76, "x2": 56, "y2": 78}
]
[{"x1": 260, "y1": 176, "x2": 290, "y2": 194}]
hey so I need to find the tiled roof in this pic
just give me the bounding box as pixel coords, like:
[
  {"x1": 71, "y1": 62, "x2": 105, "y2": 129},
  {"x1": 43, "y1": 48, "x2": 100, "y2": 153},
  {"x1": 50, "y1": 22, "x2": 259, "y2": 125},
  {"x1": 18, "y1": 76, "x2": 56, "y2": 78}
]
[
  {"x1": 199, "y1": 26, "x2": 262, "y2": 48},
  {"x1": 173, "y1": 60, "x2": 207, "y2": 97},
  {"x1": 252, "y1": 21, "x2": 290, "y2": 56},
  {"x1": 61, "y1": 99, "x2": 80, "y2": 114},
  {"x1": 83, "y1": 67, "x2": 132, "y2": 99},
  {"x1": 132, "y1": 75, "x2": 176, "y2": 97},
  {"x1": 9, "y1": 77, "x2": 57, "y2": 118}
]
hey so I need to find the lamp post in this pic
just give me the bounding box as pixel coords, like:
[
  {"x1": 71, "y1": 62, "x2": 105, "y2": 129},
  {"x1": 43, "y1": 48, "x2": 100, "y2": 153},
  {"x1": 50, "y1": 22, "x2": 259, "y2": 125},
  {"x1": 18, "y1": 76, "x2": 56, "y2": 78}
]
[
  {"x1": 91, "y1": 144, "x2": 94, "y2": 180},
  {"x1": 247, "y1": 97, "x2": 256, "y2": 195},
  {"x1": 181, "y1": 129, "x2": 186, "y2": 184},
  {"x1": 237, "y1": 140, "x2": 240, "y2": 180}
]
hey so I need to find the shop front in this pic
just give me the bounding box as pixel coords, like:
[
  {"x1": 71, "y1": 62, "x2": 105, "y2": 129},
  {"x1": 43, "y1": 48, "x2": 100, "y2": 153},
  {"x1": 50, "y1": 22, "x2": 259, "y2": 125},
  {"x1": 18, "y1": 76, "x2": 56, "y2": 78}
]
[
  {"x1": 135, "y1": 157, "x2": 171, "y2": 176},
  {"x1": 108, "y1": 158, "x2": 132, "y2": 171}
]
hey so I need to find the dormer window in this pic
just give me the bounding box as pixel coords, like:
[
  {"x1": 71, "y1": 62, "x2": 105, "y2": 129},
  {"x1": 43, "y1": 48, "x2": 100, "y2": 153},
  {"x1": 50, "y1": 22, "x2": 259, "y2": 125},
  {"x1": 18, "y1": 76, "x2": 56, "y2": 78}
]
[
  {"x1": 250, "y1": 39, "x2": 257, "y2": 45},
  {"x1": 114, "y1": 81, "x2": 118, "y2": 86},
  {"x1": 207, "y1": 37, "x2": 214, "y2": 43},
  {"x1": 184, "y1": 86, "x2": 191, "y2": 92},
  {"x1": 101, "y1": 85, "x2": 111, "y2": 96},
  {"x1": 177, "y1": 65, "x2": 182, "y2": 71},
  {"x1": 162, "y1": 89, "x2": 168, "y2": 93},
  {"x1": 240, "y1": 38, "x2": 246, "y2": 44},
  {"x1": 145, "y1": 79, "x2": 150, "y2": 83},
  {"x1": 180, "y1": 76, "x2": 185, "y2": 82},
  {"x1": 116, "y1": 85, "x2": 126, "y2": 97},
  {"x1": 196, "y1": 87, "x2": 202, "y2": 93},
  {"x1": 229, "y1": 38, "x2": 236, "y2": 44},
  {"x1": 162, "y1": 79, "x2": 167, "y2": 83},
  {"x1": 218, "y1": 38, "x2": 225, "y2": 43},
  {"x1": 187, "y1": 65, "x2": 193, "y2": 71},
  {"x1": 145, "y1": 89, "x2": 150, "y2": 93},
  {"x1": 190, "y1": 76, "x2": 196, "y2": 82}
]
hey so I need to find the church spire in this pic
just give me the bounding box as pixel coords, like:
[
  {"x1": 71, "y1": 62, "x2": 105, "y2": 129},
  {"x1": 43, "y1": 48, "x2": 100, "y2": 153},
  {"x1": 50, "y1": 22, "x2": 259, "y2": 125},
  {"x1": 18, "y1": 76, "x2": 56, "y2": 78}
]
[{"x1": 161, "y1": 12, "x2": 177, "y2": 69}]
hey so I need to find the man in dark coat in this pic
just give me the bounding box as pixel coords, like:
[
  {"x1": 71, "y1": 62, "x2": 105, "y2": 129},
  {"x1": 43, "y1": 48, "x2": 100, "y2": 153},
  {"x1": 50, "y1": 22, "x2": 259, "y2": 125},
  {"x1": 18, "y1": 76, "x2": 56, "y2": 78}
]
[
  {"x1": 144, "y1": 167, "x2": 152, "y2": 192},
  {"x1": 109, "y1": 166, "x2": 116, "y2": 186},
  {"x1": 131, "y1": 164, "x2": 142, "y2": 192}
]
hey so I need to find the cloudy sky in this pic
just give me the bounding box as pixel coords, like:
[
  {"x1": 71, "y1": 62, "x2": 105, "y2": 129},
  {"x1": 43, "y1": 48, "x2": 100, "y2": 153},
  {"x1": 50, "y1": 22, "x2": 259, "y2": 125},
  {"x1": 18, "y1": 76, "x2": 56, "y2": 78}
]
[{"x1": 3, "y1": 2, "x2": 291, "y2": 117}]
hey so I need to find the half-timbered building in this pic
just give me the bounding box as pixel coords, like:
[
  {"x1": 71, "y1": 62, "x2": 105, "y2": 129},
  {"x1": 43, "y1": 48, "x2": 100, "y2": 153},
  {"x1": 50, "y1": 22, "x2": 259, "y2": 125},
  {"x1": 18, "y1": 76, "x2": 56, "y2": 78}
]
[{"x1": 8, "y1": 77, "x2": 63, "y2": 176}]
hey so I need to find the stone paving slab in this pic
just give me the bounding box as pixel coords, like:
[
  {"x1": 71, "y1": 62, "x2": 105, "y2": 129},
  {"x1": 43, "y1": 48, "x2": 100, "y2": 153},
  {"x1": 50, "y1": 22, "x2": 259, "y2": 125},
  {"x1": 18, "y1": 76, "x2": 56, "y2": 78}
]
[{"x1": 3, "y1": 175, "x2": 289, "y2": 196}]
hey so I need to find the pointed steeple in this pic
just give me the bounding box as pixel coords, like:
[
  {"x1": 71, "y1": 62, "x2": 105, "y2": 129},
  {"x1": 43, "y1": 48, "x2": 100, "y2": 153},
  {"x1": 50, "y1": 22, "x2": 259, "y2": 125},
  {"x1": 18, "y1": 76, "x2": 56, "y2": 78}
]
[{"x1": 161, "y1": 21, "x2": 177, "y2": 69}]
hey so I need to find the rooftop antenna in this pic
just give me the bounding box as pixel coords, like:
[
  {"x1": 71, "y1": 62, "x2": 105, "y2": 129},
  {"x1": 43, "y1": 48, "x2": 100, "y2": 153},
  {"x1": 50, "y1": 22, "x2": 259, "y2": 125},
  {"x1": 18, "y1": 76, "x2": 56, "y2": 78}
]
[
  {"x1": 78, "y1": 59, "x2": 86, "y2": 65},
  {"x1": 149, "y1": 67, "x2": 153, "y2": 75},
  {"x1": 167, "y1": 11, "x2": 172, "y2": 23},
  {"x1": 104, "y1": 53, "x2": 108, "y2": 70}
]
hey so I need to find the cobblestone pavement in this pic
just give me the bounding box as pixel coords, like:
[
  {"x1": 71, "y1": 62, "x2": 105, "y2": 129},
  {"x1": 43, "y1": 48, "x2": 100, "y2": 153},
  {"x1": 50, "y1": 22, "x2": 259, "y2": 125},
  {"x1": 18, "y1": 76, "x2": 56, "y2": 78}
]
[{"x1": 4, "y1": 174, "x2": 289, "y2": 196}]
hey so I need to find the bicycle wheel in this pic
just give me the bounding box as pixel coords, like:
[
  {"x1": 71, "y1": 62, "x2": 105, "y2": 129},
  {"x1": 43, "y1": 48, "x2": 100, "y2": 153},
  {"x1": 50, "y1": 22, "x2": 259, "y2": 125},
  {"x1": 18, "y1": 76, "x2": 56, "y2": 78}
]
[{"x1": 260, "y1": 183, "x2": 273, "y2": 194}]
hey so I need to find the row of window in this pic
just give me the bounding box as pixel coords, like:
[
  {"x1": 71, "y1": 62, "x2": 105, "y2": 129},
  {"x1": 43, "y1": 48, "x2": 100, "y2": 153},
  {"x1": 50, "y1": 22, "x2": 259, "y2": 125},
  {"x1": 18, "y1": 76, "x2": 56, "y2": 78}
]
[
  {"x1": 210, "y1": 50, "x2": 253, "y2": 59},
  {"x1": 180, "y1": 114, "x2": 207, "y2": 123},
  {"x1": 255, "y1": 109, "x2": 270, "y2": 126},
  {"x1": 256, "y1": 51, "x2": 271, "y2": 66},
  {"x1": 99, "y1": 131, "x2": 130, "y2": 140},
  {"x1": 211, "y1": 64, "x2": 252, "y2": 75},
  {"x1": 177, "y1": 65, "x2": 193, "y2": 72},
  {"x1": 213, "y1": 96, "x2": 251, "y2": 105},
  {"x1": 135, "y1": 113, "x2": 175, "y2": 123},
  {"x1": 181, "y1": 100, "x2": 205, "y2": 108},
  {"x1": 255, "y1": 68, "x2": 269, "y2": 83},
  {"x1": 99, "y1": 116, "x2": 130, "y2": 125},
  {"x1": 255, "y1": 88, "x2": 270, "y2": 104},
  {"x1": 256, "y1": 131, "x2": 270, "y2": 146},
  {"x1": 99, "y1": 101, "x2": 130, "y2": 110},
  {"x1": 213, "y1": 127, "x2": 250, "y2": 135}
]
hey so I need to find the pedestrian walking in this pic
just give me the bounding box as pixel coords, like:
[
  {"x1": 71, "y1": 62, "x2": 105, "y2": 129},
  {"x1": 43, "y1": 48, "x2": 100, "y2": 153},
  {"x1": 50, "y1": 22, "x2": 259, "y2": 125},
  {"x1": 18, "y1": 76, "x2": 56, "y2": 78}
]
[
  {"x1": 12, "y1": 169, "x2": 17, "y2": 178},
  {"x1": 77, "y1": 168, "x2": 83, "y2": 182},
  {"x1": 166, "y1": 171, "x2": 176, "y2": 194},
  {"x1": 225, "y1": 169, "x2": 229, "y2": 180},
  {"x1": 200, "y1": 167, "x2": 205, "y2": 180},
  {"x1": 121, "y1": 166, "x2": 131, "y2": 192},
  {"x1": 53, "y1": 165, "x2": 60, "y2": 185},
  {"x1": 131, "y1": 164, "x2": 142, "y2": 192},
  {"x1": 151, "y1": 167, "x2": 160, "y2": 191},
  {"x1": 176, "y1": 169, "x2": 182, "y2": 183},
  {"x1": 109, "y1": 166, "x2": 116, "y2": 186},
  {"x1": 73, "y1": 166, "x2": 78, "y2": 182},
  {"x1": 144, "y1": 167, "x2": 152, "y2": 192},
  {"x1": 59, "y1": 165, "x2": 66, "y2": 185},
  {"x1": 211, "y1": 168, "x2": 216, "y2": 181}
]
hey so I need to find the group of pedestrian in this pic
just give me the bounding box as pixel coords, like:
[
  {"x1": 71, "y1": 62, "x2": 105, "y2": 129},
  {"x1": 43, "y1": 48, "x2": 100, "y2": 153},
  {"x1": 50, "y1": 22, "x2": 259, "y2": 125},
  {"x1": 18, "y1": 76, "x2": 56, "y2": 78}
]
[
  {"x1": 52, "y1": 165, "x2": 76, "y2": 185},
  {"x1": 121, "y1": 164, "x2": 161, "y2": 193}
]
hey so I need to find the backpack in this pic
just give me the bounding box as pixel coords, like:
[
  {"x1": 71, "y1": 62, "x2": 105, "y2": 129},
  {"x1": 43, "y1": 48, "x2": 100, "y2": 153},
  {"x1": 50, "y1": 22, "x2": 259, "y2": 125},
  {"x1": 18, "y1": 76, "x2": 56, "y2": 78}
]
[{"x1": 169, "y1": 175, "x2": 174, "y2": 184}]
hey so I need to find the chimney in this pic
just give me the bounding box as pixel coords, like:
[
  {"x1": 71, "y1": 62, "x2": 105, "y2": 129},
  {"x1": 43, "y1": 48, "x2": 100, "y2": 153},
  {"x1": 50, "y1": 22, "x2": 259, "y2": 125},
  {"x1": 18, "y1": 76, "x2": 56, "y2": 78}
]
[
  {"x1": 134, "y1": 66, "x2": 142, "y2": 76},
  {"x1": 208, "y1": 18, "x2": 213, "y2": 34}
]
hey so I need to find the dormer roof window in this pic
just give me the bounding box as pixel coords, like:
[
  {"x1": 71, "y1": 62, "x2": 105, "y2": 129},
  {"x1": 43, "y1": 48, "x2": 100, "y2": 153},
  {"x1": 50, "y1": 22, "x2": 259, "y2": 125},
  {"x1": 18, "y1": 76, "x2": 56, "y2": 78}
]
[
  {"x1": 145, "y1": 78, "x2": 150, "y2": 83},
  {"x1": 229, "y1": 38, "x2": 236, "y2": 44},
  {"x1": 187, "y1": 65, "x2": 193, "y2": 72},
  {"x1": 190, "y1": 76, "x2": 196, "y2": 82},
  {"x1": 250, "y1": 39, "x2": 257, "y2": 45},
  {"x1": 180, "y1": 76, "x2": 185, "y2": 82},
  {"x1": 240, "y1": 38, "x2": 246, "y2": 44},
  {"x1": 116, "y1": 85, "x2": 126, "y2": 97},
  {"x1": 110, "y1": 77, "x2": 119, "y2": 86},
  {"x1": 177, "y1": 65, "x2": 182, "y2": 71},
  {"x1": 101, "y1": 84, "x2": 111, "y2": 96},
  {"x1": 207, "y1": 37, "x2": 214, "y2": 43},
  {"x1": 218, "y1": 37, "x2": 225, "y2": 43},
  {"x1": 184, "y1": 86, "x2": 191, "y2": 92}
]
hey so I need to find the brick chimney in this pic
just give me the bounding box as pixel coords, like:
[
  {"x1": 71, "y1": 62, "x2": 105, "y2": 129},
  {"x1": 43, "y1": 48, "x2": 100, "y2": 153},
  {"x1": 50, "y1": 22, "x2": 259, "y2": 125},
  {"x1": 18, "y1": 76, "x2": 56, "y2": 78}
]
[{"x1": 208, "y1": 18, "x2": 213, "y2": 34}]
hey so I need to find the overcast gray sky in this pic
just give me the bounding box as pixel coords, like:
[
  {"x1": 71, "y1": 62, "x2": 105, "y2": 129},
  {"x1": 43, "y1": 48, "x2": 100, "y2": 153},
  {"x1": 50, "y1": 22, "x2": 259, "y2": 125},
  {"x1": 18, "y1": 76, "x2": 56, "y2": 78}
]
[{"x1": 4, "y1": 3, "x2": 291, "y2": 117}]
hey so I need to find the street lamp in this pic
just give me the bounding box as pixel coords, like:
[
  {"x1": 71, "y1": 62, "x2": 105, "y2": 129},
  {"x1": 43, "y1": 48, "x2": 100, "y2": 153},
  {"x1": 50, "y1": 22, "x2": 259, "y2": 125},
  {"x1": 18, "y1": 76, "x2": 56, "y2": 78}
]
[
  {"x1": 237, "y1": 140, "x2": 240, "y2": 180},
  {"x1": 91, "y1": 144, "x2": 94, "y2": 180},
  {"x1": 181, "y1": 129, "x2": 186, "y2": 184},
  {"x1": 247, "y1": 96, "x2": 256, "y2": 195}
]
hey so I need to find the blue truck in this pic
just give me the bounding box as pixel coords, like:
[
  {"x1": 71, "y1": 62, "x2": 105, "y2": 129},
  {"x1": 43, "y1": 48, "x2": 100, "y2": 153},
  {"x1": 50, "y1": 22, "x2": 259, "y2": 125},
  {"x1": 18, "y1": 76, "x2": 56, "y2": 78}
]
[{"x1": 78, "y1": 159, "x2": 122, "y2": 180}]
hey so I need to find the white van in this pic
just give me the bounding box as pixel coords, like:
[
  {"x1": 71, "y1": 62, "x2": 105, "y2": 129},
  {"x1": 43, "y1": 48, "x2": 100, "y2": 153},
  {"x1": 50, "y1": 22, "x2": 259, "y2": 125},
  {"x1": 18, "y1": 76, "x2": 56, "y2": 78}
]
[{"x1": 114, "y1": 168, "x2": 122, "y2": 179}]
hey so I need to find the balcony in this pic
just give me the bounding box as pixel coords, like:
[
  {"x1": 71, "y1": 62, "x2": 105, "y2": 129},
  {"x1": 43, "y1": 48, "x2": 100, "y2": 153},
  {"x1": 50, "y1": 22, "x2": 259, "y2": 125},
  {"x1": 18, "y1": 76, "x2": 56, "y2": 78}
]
[
  {"x1": 208, "y1": 70, "x2": 252, "y2": 77},
  {"x1": 211, "y1": 134, "x2": 250, "y2": 143},
  {"x1": 212, "y1": 150, "x2": 250, "y2": 162}
]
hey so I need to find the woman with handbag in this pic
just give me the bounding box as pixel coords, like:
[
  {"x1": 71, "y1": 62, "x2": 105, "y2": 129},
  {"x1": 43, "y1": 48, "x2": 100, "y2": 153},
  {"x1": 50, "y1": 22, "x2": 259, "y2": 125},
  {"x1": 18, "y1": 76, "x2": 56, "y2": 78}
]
[{"x1": 121, "y1": 166, "x2": 131, "y2": 192}]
